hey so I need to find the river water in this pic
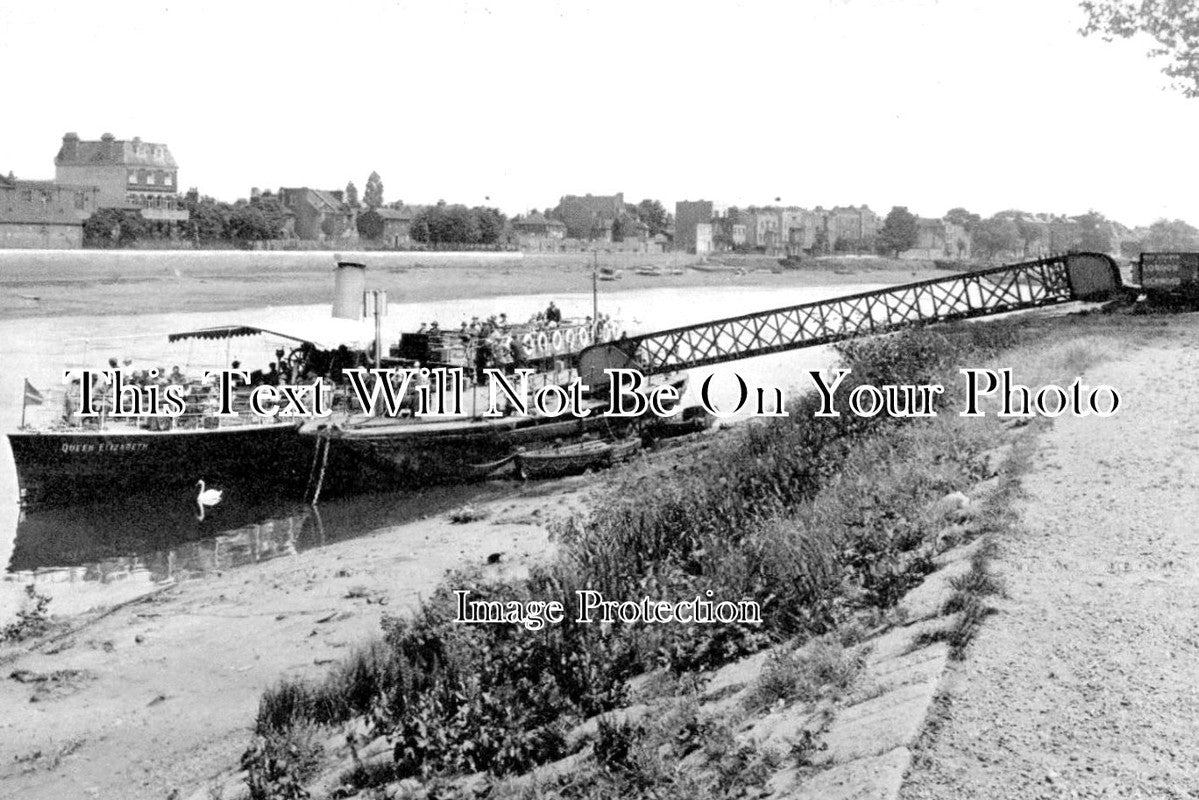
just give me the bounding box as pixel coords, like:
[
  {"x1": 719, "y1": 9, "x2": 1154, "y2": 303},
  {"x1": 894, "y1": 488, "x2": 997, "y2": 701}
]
[{"x1": 0, "y1": 280, "x2": 881, "y2": 617}]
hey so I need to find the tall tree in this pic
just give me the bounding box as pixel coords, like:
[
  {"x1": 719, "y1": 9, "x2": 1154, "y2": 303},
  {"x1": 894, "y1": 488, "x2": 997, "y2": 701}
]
[
  {"x1": 1080, "y1": 1, "x2": 1199, "y2": 97},
  {"x1": 944, "y1": 207, "x2": 981, "y2": 232},
  {"x1": 345, "y1": 181, "x2": 360, "y2": 209},
  {"x1": 635, "y1": 199, "x2": 669, "y2": 236},
  {"x1": 972, "y1": 216, "x2": 1022, "y2": 261},
  {"x1": 357, "y1": 209, "x2": 384, "y2": 240},
  {"x1": 1145, "y1": 218, "x2": 1199, "y2": 250},
  {"x1": 879, "y1": 206, "x2": 920, "y2": 256},
  {"x1": 364, "y1": 172, "x2": 384, "y2": 209}
]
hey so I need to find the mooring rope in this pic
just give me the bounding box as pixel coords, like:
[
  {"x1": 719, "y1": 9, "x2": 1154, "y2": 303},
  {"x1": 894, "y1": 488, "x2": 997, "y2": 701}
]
[{"x1": 311, "y1": 436, "x2": 331, "y2": 506}]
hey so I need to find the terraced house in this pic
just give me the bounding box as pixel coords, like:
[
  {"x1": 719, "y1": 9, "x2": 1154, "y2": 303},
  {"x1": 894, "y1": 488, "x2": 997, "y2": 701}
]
[{"x1": 54, "y1": 132, "x2": 188, "y2": 223}]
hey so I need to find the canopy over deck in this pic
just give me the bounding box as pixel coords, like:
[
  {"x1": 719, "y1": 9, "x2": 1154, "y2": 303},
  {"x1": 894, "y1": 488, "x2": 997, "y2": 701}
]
[{"x1": 166, "y1": 319, "x2": 373, "y2": 351}]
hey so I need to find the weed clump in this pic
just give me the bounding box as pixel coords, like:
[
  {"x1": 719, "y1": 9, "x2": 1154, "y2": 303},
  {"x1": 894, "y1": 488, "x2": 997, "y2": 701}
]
[{"x1": 1, "y1": 585, "x2": 52, "y2": 644}]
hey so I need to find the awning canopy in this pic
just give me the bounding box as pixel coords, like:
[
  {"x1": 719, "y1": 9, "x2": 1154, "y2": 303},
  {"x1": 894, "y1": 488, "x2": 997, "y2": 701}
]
[{"x1": 167, "y1": 319, "x2": 373, "y2": 351}]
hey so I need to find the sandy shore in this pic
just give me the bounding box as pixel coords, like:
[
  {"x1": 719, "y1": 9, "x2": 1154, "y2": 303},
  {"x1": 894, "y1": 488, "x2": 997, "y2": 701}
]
[{"x1": 0, "y1": 476, "x2": 596, "y2": 800}]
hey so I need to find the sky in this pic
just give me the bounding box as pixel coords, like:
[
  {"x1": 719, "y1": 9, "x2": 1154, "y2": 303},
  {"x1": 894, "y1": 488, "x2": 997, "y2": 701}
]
[{"x1": 2, "y1": 0, "x2": 1196, "y2": 227}]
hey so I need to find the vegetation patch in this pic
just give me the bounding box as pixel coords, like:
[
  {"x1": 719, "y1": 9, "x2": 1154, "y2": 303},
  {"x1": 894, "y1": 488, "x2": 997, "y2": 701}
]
[
  {"x1": 249, "y1": 316, "x2": 1048, "y2": 796},
  {"x1": 1, "y1": 585, "x2": 52, "y2": 644}
]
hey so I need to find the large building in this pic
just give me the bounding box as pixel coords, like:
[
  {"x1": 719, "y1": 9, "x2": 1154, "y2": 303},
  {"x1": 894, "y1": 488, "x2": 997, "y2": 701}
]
[
  {"x1": 0, "y1": 175, "x2": 99, "y2": 248},
  {"x1": 53, "y1": 132, "x2": 187, "y2": 222},
  {"x1": 675, "y1": 200, "x2": 714, "y2": 254}
]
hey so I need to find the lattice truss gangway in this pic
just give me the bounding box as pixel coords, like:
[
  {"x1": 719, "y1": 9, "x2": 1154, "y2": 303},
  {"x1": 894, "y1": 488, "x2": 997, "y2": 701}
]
[{"x1": 578, "y1": 253, "x2": 1126, "y2": 384}]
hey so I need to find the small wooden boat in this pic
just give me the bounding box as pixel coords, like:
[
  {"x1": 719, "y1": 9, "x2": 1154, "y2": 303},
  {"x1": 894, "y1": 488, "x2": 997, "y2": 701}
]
[
  {"x1": 516, "y1": 438, "x2": 641, "y2": 480},
  {"x1": 634, "y1": 265, "x2": 663, "y2": 277},
  {"x1": 598, "y1": 267, "x2": 622, "y2": 281},
  {"x1": 641, "y1": 405, "x2": 715, "y2": 442}
]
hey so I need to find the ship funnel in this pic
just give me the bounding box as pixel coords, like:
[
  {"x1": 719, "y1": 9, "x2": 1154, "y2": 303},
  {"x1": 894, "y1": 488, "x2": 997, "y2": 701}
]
[{"x1": 333, "y1": 261, "x2": 367, "y2": 320}]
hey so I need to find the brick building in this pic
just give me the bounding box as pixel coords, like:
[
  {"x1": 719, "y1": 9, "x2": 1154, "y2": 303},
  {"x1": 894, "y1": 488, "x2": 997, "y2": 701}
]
[
  {"x1": 54, "y1": 132, "x2": 187, "y2": 222},
  {"x1": 0, "y1": 175, "x2": 99, "y2": 248},
  {"x1": 278, "y1": 187, "x2": 355, "y2": 240}
]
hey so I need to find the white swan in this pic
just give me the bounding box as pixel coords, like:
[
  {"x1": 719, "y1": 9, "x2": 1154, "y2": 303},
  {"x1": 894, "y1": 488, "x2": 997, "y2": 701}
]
[{"x1": 196, "y1": 479, "x2": 223, "y2": 521}]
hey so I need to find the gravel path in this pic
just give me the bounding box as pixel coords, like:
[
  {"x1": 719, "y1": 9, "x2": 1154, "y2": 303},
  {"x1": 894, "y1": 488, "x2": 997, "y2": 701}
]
[{"x1": 900, "y1": 327, "x2": 1199, "y2": 799}]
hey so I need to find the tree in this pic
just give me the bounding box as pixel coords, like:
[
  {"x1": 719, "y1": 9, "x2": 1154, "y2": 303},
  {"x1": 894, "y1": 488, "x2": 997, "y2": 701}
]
[
  {"x1": 181, "y1": 195, "x2": 228, "y2": 243},
  {"x1": 972, "y1": 216, "x2": 1022, "y2": 262},
  {"x1": 611, "y1": 217, "x2": 626, "y2": 242},
  {"x1": 474, "y1": 207, "x2": 507, "y2": 244},
  {"x1": 357, "y1": 208, "x2": 384, "y2": 240},
  {"x1": 1080, "y1": 1, "x2": 1199, "y2": 97},
  {"x1": 364, "y1": 172, "x2": 384, "y2": 209},
  {"x1": 1075, "y1": 211, "x2": 1113, "y2": 253},
  {"x1": 1145, "y1": 218, "x2": 1199, "y2": 250},
  {"x1": 944, "y1": 207, "x2": 981, "y2": 232},
  {"x1": 345, "y1": 182, "x2": 360, "y2": 209},
  {"x1": 635, "y1": 199, "x2": 669, "y2": 237},
  {"x1": 83, "y1": 208, "x2": 146, "y2": 248},
  {"x1": 879, "y1": 206, "x2": 920, "y2": 256},
  {"x1": 1014, "y1": 217, "x2": 1046, "y2": 256}
]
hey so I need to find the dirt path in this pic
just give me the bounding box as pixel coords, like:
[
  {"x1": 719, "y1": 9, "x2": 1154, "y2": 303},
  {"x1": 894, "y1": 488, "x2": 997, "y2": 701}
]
[
  {"x1": 900, "y1": 322, "x2": 1199, "y2": 798},
  {"x1": 0, "y1": 480, "x2": 591, "y2": 800}
]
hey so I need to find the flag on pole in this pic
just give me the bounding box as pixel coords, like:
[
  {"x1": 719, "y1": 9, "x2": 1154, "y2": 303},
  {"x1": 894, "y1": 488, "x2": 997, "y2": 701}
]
[{"x1": 23, "y1": 379, "x2": 44, "y2": 406}]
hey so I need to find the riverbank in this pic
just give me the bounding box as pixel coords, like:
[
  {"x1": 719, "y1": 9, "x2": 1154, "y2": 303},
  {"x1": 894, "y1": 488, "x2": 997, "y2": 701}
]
[
  {"x1": 0, "y1": 250, "x2": 943, "y2": 319},
  {"x1": 0, "y1": 477, "x2": 592, "y2": 800},
  {"x1": 900, "y1": 312, "x2": 1199, "y2": 798}
]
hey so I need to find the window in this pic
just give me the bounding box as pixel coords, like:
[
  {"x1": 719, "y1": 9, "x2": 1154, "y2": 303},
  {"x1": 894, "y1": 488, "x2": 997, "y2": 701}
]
[
  {"x1": 75, "y1": 192, "x2": 86, "y2": 210},
  {"x1": 128, "y1": 170, "x2": 137, "y2": 184},
  {"x1": 147, "y1": 172, "x2": 157, "y2": 186},
  {"x1": 20, "y1": 189, "x2": 32, "y2": 202},
  {"x1": 164, "y1": 173, "x2": 173, "y2": 187}
]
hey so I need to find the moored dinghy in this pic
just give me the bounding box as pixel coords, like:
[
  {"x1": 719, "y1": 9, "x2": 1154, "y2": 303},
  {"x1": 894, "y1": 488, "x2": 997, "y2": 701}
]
[{"x1": 515, "y1": 437, "x2": 641, "y2": 480}]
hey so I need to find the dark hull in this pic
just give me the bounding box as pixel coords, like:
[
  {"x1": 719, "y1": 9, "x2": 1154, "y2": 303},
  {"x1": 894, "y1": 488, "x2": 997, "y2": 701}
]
[
  {"x1": 7, "y1": 422, "x2": 314, "y2": 509},
  {"x1": 317, "y1": 412, "x2": 638, "y2": 492}
]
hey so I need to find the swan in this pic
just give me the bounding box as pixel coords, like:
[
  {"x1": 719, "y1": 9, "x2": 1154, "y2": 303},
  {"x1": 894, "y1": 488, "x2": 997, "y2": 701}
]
[{"x1": 196, "y1": 479, "x2": 223, "y2": 521}]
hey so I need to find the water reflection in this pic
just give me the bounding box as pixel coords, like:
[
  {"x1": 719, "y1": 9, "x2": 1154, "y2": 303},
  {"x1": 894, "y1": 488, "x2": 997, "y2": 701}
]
[{"x1": 6, "y1": 480, "x2": 517, "y2": 592}]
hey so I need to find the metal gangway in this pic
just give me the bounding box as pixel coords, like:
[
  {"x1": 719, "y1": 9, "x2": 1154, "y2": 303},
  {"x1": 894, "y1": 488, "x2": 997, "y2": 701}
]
[{"x1": 578, "y1": 253, "x2": 1125, "y2": 383}]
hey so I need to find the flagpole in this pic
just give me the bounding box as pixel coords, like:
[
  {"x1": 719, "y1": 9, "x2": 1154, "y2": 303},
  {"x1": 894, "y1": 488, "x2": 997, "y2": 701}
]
[{"x1": 20, "y1": 382, "x2": 27, "y2": 428}]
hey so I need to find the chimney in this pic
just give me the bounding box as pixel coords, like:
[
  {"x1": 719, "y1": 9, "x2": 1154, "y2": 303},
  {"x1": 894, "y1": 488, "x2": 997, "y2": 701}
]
[
  {"x1": 250, "y1": 187, "x2": 261, "y2": 201},
  {"x1": 61, "y1": 132, "x2": 79, "y2": 161},
  {"x1": 100, "y1": 132, "x2": 115, "y2": 159},
  {"x1": 332, "y1": 262, "x2": 367, "y2": 320}
]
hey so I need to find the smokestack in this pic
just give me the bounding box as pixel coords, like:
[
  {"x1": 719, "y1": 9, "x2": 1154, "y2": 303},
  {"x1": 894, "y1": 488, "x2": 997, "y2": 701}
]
[{"x1": 332, "y1": 261, "x2": 366, "y2": 320}]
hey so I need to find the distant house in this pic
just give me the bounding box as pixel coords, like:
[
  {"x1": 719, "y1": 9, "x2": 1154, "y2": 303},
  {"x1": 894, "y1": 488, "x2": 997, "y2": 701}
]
[
  {"x1": 375, "y1": 206, "x2": 424, "y2": 247},
  {"x1": 0, "y1": 174, "x2": 99, "y2": 248},
  {"x1": 53, "y1": 132, "x2": 188, "y2": 223},
  {"x1": 278, "y1": 187, "x2": 355, "y2": 240},
  {"x1": 901, "y1": 218, "x2": 971, "y2": 260},
  {"x1": 512, "y1": 211, "x2": 567, "y2": 240}
]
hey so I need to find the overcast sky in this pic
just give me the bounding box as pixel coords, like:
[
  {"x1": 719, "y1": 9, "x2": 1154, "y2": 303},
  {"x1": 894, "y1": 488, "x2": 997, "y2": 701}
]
[{"x1": 2, "y1": 0, "x2": 1195, "y2": 226}]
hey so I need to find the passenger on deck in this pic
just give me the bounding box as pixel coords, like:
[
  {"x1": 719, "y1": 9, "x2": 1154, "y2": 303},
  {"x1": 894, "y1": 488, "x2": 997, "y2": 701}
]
[{"x1": 545, "y1": 301, "x2": 561, "y2": 324}]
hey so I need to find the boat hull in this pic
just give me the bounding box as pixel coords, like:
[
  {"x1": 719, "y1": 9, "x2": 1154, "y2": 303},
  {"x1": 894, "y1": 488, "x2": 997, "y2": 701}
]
[
  {"x1": 315, "y1": 413, "x2": 636, "y2": 491},
  {"x1": 7, "y1": 422, "x2": 313, "y2": 508},
  {"x1": 517, "y1": 438, "x2": 641, "y2": 480}
]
